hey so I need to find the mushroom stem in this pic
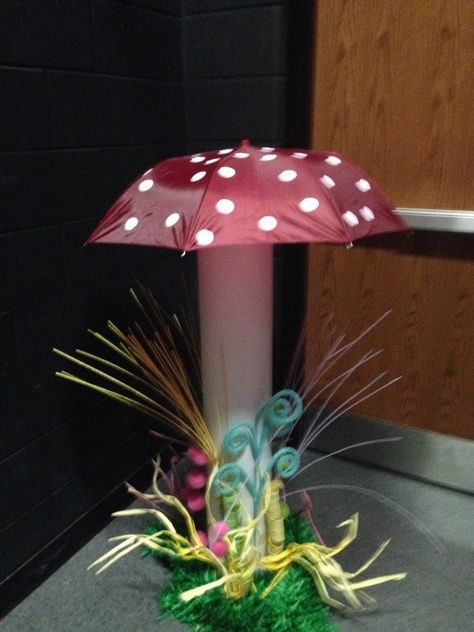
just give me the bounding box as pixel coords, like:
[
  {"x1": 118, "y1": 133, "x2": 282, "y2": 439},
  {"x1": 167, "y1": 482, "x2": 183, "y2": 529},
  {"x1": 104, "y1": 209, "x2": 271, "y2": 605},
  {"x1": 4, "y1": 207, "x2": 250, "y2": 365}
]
[{"x1": 198, "y1": 244, "x2": 273, "y2": 554}]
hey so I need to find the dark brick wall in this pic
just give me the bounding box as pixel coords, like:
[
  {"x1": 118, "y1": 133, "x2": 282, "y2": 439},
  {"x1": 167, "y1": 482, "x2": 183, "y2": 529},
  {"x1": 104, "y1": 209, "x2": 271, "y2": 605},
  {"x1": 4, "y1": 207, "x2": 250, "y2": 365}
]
[
  {"x1": 0, "y1": 0, "x2": 313, "y2": 614},
  {"x1": 183, "y1": 0, "x2": 288, "y2": 152},
  {"x1": 0, "y1": 0, "x2": 187, "y2": 613}
]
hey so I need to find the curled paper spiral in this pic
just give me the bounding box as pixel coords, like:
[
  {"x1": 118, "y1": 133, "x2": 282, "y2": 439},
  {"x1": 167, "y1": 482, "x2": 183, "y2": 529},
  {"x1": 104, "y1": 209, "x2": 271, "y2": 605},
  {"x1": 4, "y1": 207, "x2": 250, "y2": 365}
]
[
  {"x1": 213, "y1": 463, "x2": 255, "y2": 498},
  {"x1": 260, "y1": 389, "x2": 303, "y2": 439},
  {"x1": 267, "y1": 447, "x2": 301, "y2": 479},
  {"x1": 223, "y1": 422, "x2": 255, "y2": 457}
]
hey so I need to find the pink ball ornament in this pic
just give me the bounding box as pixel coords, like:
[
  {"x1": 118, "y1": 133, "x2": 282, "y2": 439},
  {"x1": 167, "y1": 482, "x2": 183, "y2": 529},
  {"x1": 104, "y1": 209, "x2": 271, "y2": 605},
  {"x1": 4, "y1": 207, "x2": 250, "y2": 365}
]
[
  {"x1": 193, "y1": 531, "x2": 208, "y2": 547},
  {"x1": 209, "y1": 540, "x2": 229, "y2": 558},
  {"x1": 187, "y1": 446, "x2": 208, "y2": 466},
  {"x1": 211, "y1": 521, "x2": 230, "y2": 539},
  {"x1": 187, "y1": 491, "x2": 206, "y2": 513},
  {"x1": 178, "y1": 486, "x2": 191, "y2": 502},
  {"x1": 186, "y1": 468, "x2": 207, "y2": 490}
]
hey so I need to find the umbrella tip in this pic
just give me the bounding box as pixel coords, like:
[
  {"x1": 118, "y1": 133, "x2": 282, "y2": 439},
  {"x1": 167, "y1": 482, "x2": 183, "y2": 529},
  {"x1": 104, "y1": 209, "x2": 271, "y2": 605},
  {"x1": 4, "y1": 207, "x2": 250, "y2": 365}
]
[{"x1": 241, "y1": 139, "x2": 250, "y2": 146}]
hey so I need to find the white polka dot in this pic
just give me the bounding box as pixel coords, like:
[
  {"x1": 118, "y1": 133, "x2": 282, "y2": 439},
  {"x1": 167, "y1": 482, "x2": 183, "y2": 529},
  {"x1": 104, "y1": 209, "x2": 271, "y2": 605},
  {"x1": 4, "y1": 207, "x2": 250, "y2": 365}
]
[
  {"x1": 138, "y1": 179, "x2": 153, "y2": 192},
  {"x1": 190, "y1": 156, "x2": 205, "y2": 163},
  {"x1": 278, "y1": 169, "x2": 297, "y2": 182},
  {"x1": 196, "y1": 229, "x2": 215, "y2": 246},
  {"x1": 359, "y1": 206, "x2": 375, "y2": 221},
  {"x1": 298, "y1": 197, "x2": 319, "y2": 212},
  {"x1": 217, "y1": 166, "x2": 236, "y2": 178},
  {"x1": 292, "y1": 152, "x2": 307, "y2": 159},
  {"x1": 260, "y1": 147, "x2": 275, "y2": 152},
  {"x1": 218, "y1": 148, "x2": 233, "y2": 154},
  {"x1": 190, "y1": 171, "x2": 207, "y2": 182},
  {"x1": 124, "y1": 217, "x2": 139, "y2": 231},
  {"x1": 342, "y1": 211, "x2": 359, "y2": 227},
  {"x1": 215, "y1": 199, "x2": 235, "y2": 214},
  {"x1": 325, "y1": 155, "x2": 342, "y2": 166},
  {"x1": 260, "y1": 154, "x2": 277, "y2": 161},
  {"x1": 258, "y1": 216, "x2": 278, "y2": 231},
  {"x1": 355, "y1": 178, "x2": 371, "y2": 192},
  {"x1": 204, "y1": 158, "x2": 220, "y2": 165},
  {"x1": 320, "y1": 175, "x2": 335, "y2": 188},
  {"x1": 234, "y1": 152, "x2": 249, "y2": 159},
  {"x1": 165, "y1": 212, "x2": 180, "y2": 227}
]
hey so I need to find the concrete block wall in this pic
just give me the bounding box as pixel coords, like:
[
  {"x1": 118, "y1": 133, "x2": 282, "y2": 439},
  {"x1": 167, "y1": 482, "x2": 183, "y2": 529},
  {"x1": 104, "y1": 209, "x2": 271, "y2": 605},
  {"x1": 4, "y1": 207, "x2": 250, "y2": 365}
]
[
  {"x1": 183, "y1": 0, "x2": 288, "y2": 152},
  {"x1": 0, "y1": 0, "x2": 189, "y2": 612},
  {"x1": 0, "y1": 0, "x2": 313, "y2": 613}
]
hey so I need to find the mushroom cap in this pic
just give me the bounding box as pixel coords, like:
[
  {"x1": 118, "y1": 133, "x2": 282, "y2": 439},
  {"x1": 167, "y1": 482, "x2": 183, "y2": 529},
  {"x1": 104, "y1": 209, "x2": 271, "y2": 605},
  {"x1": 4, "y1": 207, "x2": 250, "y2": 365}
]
[{"x1": 87, "y1": 141, "x2": 406, "y2": 250}]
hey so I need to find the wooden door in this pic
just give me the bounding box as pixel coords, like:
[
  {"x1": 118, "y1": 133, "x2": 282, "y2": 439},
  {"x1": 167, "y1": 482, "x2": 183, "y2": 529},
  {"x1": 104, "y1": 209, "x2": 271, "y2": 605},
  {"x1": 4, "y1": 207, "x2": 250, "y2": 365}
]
[{"x1": 306, "y1": 0, "x2": 474, "y2": 439}]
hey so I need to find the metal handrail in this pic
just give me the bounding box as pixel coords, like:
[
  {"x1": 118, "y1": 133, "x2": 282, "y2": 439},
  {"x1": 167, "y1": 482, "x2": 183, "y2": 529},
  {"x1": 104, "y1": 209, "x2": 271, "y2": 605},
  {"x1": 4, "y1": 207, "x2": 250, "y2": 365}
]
[{"x1": 395, "y1": 208, "x2": 474, "y2": 233}]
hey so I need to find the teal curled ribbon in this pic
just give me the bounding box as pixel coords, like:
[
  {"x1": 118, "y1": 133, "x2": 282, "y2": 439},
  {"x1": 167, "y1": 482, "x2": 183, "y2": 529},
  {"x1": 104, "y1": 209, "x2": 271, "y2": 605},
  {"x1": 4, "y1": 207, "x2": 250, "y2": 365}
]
[
  {"x1": 212, "y1": 463, "x2": 256, "y2": 499},
  {"x1": 220, "y1": 390, "x2": 303, "y2": 461},
  {"x1": 223, "y1": 423, "x2": 257, "y2": 458},
  {"x1": 266, "y1": 446, "x2": 300, "y2": 480},
  {"x1": 258, "y1": 389, "x2": 303, "y2": 443},
  {"x1": 214, "y1": 390, "x2": 303, "y2": 515}
]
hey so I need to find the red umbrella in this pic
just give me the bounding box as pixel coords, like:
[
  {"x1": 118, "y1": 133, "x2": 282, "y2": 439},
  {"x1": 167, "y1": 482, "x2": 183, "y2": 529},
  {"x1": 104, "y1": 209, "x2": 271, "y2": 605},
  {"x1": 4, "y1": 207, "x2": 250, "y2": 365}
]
[
  {"x1": 87, "y1": 140, "x2": 404, "y2": 250},
  {"x1": 87, "y1": 140, "x2": 406, "y2": 552}
]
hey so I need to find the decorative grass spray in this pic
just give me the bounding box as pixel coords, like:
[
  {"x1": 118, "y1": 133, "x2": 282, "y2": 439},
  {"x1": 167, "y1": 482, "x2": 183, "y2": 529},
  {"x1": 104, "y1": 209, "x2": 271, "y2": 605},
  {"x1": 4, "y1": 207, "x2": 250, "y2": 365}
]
[{"x1": 54, "y1": 286, "x2": 408, "y2": 631}]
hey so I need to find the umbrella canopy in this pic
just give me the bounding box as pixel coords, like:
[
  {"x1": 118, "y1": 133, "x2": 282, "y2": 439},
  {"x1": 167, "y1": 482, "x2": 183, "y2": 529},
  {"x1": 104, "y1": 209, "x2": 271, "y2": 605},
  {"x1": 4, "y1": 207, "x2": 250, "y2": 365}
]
[{"x1": 87, "y1": 140, "x2": 406, "y2": 251}]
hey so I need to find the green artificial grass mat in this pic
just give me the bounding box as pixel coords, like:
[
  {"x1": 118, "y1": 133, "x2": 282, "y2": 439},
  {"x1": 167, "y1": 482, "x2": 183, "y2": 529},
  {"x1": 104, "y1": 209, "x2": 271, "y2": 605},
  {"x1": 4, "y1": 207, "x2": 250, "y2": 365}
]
[{"x1": 144, "y1": 516, "x2": 339, "y2": 632}]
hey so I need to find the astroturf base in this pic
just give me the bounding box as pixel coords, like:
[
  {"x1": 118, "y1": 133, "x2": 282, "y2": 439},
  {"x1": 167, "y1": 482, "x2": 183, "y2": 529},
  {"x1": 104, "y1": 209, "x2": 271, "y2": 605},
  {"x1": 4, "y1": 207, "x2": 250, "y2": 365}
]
[{"x1": 146, "y1": 517, "x2": 339, "y2": 632}]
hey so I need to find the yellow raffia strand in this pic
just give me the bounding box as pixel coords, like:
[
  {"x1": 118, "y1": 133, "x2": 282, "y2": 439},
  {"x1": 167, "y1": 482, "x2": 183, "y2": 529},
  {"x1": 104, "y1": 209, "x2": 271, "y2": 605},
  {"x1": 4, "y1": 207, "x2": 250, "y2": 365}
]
[
  {"x1": 89, "y1": 459, "x2": 405, "y2": 610},
  {"x1": 88, "y1": 459, "x2": 270, "y2": 602},
  {"x1": 260, "y1": 513, "x2": 407, "y2": 610},
  {"x1": 53, "y1": 286, "x2": 217, "y2": 464},
  {"x1": 219, "y1": 482, "x2": 272, "y2": 599},
  {"x1": 89, "y1": 457, "x2": 228, "y2": 581}
]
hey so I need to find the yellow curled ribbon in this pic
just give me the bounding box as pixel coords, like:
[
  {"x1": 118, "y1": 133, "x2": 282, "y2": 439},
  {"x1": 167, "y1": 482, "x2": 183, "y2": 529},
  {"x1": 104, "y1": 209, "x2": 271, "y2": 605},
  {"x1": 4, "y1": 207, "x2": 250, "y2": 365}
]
[
  {"x1": 260, "y1": 513, "x2": 406, "y2": 610},
  {"x1": 89, "y1": 464, "x2": 405, "y2": 611}
]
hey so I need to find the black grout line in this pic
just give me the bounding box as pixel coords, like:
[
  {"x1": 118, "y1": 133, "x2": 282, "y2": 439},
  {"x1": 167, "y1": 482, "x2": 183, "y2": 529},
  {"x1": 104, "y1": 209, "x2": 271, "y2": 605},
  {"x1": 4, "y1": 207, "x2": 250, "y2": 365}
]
[
  {"x1": 89, "y1": 0, "x2": 97, "y2": 72},
  {"x1": 0, "y1": 141, "x2": 185, "y2": 154},
  {"x1": 184, "y1": 2, "x2": 287, "y2": 17},
  {"x1": 43, "y1": 70, "x2": 55, "y2": 148},
  {"x1": 0, "y1": 63, "x2": 182, "y2": 84},
  {"x1": 0, "y1": 219, "x2": 98, "y2": 237},
  {"x1": 111, "y1": 0, "x2": 182, "y2": 18},
  {"x1": 181, "y1": 0, "x2": 190, "y2": 133},
  {"x1": 186, "y1": 74, "x2": 286, "y2": 82},
  {"x1": 58, "y1": 217, "x2": 70, "y2": 296},
  {"x1": 1, "y1": 63, "x2": 285, "y2": 84}
]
